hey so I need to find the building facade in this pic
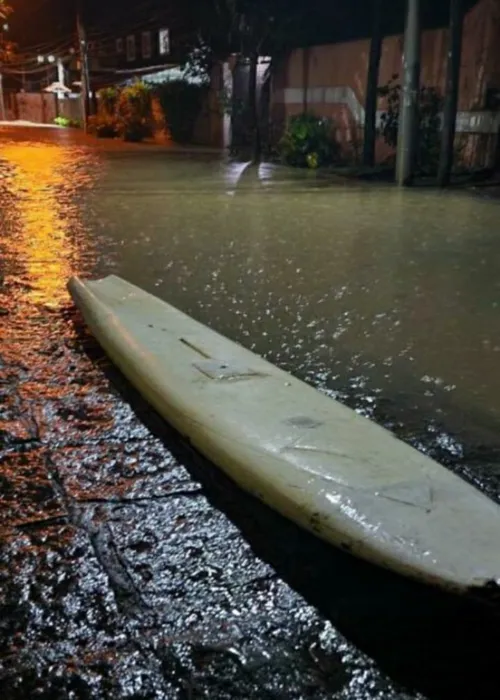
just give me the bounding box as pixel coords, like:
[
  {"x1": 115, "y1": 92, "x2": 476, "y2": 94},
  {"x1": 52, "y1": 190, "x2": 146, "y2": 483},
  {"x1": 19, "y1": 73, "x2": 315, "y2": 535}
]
[{"x1": 271, "y1": 0, "x2": 500, "y2": 167}]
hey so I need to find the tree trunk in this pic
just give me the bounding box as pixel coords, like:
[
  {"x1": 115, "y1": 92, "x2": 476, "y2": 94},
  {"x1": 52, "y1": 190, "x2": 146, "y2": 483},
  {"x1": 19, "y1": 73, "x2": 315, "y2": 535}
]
[
  {"x1": 437, "y1": 0, "x2": 463, "y2": 187},
  {"x1": 363, "y1": 0, "x2": 383, "y2": 167},
  {"x1": 248, "y1": 51, "x2": 261, "y2": 163},
  {"x1": 396, "y1": 0, "x2": 421, "y2": 186}
]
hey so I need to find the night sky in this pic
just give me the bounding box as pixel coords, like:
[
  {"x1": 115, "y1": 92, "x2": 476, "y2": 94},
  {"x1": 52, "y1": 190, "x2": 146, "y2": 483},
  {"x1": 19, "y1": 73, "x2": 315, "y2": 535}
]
[{"x1": 7, "y1": 0, "x2": 480, "y2": 55}]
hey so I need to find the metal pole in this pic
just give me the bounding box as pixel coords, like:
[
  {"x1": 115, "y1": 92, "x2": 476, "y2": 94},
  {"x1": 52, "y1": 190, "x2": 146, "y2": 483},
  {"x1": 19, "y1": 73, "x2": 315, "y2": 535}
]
[
  {"x1": 363, "y1": 0, "x2": 383, "y2": 167},
  {"x1": 57, "y1": 57, "x2": 65, "y2": 87},
  {"x1": 396, "y1": 0, "x2": 421, "y2": 186},
  {"x1": 437, "y1": 0, "x2": 463, "y2": 187}
]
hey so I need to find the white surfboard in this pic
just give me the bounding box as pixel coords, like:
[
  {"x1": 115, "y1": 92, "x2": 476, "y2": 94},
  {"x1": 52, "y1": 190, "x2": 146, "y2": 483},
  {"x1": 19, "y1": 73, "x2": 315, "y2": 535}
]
[{"x1": 68, "y1": 274, "x2": 500, "y2": 597}]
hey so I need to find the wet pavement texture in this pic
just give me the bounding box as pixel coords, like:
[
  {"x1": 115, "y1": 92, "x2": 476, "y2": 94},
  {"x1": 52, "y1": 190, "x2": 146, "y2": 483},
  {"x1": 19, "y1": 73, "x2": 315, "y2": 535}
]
[{"x1": 1, "y1": 126, "x2": 500, "y2": 699}]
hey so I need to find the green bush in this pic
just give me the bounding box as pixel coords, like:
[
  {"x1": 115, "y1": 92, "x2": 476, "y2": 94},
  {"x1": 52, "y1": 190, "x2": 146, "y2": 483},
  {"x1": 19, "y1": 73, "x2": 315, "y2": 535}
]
[
  {"x1": 155, "y1": 80, "x2": 206, "y2": 143},
  {"x1": 278, "y1": 113, "x2": 340, "y2": 168},
  {"x1": 116, "y1": 82, "x2": 152, "y2": 142},
  {"x1": 88, "y1": 114, "x2": 119, "y2": 138},
  {"x1": 54, "y1": 116, "x2": 81, "y2": 128},
  {"x1": 97, "y1": 86, "x2": 119, "y2": 117}
]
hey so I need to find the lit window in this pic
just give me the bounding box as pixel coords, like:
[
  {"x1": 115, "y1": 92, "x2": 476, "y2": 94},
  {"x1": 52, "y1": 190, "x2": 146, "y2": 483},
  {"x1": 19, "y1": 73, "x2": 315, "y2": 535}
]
[
  {"x1": 159, "y1": 28, "x2": 170, "y2": 56},
  {"x1": 126, "y1": 35, "x2": 136, "y2": 62},
  {"x1": 142, "y1": 31, "x2": 152, "y2": 59}
]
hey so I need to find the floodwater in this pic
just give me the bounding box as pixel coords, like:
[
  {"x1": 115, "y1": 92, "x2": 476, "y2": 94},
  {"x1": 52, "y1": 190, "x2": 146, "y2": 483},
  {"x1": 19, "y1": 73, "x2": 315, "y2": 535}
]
[{"x1": 1, "y1": 126, "x2": 500, "y2": 699}]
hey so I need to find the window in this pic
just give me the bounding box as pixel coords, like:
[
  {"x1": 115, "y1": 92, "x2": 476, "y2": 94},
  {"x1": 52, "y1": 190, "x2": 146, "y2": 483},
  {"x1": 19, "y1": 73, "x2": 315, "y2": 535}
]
[
  {"x1": 126, "y1": 35, "x2": 136, "y2": 62},
  {"x1": 116, "y1": 38, "x2": 124, "y2": 54},
  {"x1": 159, "y1": 28, "x2": 170, "y2": 56},
  {"x1": 142, "y1": 31, "x2": 152, "y2": 59}
]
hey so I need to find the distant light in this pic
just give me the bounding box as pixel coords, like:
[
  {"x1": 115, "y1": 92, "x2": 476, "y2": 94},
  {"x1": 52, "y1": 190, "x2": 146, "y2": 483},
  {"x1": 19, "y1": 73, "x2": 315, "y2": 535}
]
[
  {"x1": 48, "y1": 55, "x2": 55, "y2": 63},
  {"x1": 37, "y1": 55, "x2": 44, "y2": 63},
  {"x1": 2, "y1": 23, "x2": 8, "y2": 32}
]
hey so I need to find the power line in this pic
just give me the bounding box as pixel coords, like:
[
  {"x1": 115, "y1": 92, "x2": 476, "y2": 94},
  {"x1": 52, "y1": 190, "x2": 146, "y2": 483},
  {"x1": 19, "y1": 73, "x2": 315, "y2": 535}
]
[
  {"x1": 3, "y1": 1, "x2": 192, "y2": 79},
  {"x1": 11, "y1": 35, "x2": 76, "y2": 55},
  {"x1": 4, "y1": 40, "x2": 76, "y2": 65}
]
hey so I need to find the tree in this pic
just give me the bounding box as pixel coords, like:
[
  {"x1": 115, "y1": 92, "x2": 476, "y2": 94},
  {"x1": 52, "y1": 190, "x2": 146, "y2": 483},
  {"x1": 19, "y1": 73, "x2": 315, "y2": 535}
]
[
  {"x1": 179, "y1": 0, "x2": 309, "y2": 162},
  {"x1": 0, "y1": 1, "x2": 11, "y2": 20},
  {"x1": 0, "y1": 37, "x2": 15, "y2": 63}
]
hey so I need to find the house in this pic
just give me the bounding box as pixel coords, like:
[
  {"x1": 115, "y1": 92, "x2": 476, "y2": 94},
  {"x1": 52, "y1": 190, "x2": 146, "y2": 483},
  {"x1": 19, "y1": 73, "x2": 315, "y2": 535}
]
[{"x1": 87, "y1": 26, "x2": 179, "y2": 90}]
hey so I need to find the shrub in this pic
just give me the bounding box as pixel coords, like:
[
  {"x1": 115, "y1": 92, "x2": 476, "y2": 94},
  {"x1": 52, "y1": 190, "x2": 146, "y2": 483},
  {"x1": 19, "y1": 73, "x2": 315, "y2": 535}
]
[
  {"x1": 116, "y1": 81, "x2": 152, "y2": 142},
  {"x1": 155, "y1": 80, "x2": 206, "y2": 143},
  {"x1": 54, "y1": 116, "x2": 81, "y2": 128},
  {"x1": 378, "y1": 74, "x2": 444, "y2": 175},
  {"x1": 88, "y1": 114, "x2": 119, "y2": 138},
  {"x1": 97, "y1": 86, "x2": 119, "y2": 117},
  {"x1": 278, "y1": 113, "x2": 340, "y2": 168}
]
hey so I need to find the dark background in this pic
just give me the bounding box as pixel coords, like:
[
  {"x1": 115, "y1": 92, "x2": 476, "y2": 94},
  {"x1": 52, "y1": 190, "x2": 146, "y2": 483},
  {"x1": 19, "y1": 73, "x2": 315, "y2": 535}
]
[{"x1": 7, "y1": 0, "x2": 481, "y2": 55}]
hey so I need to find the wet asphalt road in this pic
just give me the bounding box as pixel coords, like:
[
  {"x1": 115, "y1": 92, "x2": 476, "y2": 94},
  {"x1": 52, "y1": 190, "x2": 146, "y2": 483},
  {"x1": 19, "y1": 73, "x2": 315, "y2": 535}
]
[{"x1": 1, "y1": 126, "x2": 500, "y2": 699}]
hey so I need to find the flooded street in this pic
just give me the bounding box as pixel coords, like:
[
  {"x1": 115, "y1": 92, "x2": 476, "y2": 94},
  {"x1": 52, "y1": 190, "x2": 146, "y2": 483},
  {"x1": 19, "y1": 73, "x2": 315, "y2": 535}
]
[{"x1": 1, "y1": 125, "x2": 500, "y2": 699}]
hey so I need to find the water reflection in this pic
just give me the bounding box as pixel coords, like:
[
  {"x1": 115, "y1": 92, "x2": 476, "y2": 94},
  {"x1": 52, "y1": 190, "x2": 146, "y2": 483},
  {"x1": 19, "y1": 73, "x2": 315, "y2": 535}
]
[{"x1": 0, "y1": 141, "x2": 94, "y2": 307}]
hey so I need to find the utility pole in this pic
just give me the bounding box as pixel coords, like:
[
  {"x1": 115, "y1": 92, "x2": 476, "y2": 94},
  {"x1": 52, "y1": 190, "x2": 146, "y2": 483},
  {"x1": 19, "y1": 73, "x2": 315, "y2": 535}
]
[
  {"x1": 57, "y1": 57, "x2": 65, "y2": 88},
  {"x1": 76, "y1": 0, "x2": 90, "y2": 132},
  {"x1": 396, "y1": 0, "x2": 421, "y2": 186},
  {"x1": 437, "y1": 0, "x2": 463, "y2": 187}
]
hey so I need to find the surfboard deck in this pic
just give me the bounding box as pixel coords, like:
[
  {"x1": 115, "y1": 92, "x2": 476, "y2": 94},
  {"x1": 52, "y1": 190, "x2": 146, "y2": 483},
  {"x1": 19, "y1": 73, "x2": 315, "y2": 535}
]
[{"x1": 68, "y1": 274, "x2": 500, "y2": 598}]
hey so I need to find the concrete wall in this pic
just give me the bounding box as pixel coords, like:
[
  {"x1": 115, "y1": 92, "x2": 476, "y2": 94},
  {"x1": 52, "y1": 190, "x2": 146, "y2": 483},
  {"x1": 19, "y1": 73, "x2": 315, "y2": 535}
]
[
  {"x1": 193, "y1": 65, "x2": 224, "y2": 147},
  {"x1": 8, "y1": 92, "x2": 82, "y2": 125},
  {"x1": 272, "y1": 0, "x2": 500, "y2": 167},
  {"x1": 57, "y1": 98, "x2": 83, "y2": 124},
  {"x1": 14, "y1": 92, "x2": 57, "y2": 124}
]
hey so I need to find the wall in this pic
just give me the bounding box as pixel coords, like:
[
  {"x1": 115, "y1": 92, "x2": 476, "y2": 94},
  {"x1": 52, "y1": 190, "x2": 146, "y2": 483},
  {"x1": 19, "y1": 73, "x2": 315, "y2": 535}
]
[
  {"x1": 193, "y1": 65, "x2": 225, "y2": 148},
  {"x1": 15, "y1": 92, "x2": 57, "y2": 124},
  {"x1": 8, "y1": 93, "x2": 82, "y2": 126},
  {"x1": 58, "y1": 97, "x2": 83, "y2": 124},
  {"x1": 272, "y1": 0, "x2": 500, "y2": 167}
]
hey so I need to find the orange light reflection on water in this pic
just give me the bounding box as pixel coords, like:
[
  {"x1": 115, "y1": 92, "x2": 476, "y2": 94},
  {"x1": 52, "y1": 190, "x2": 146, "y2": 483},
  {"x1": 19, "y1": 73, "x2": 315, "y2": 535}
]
[{"x1": 1, "y1": 142, "x2": 89, "y2": 307}]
